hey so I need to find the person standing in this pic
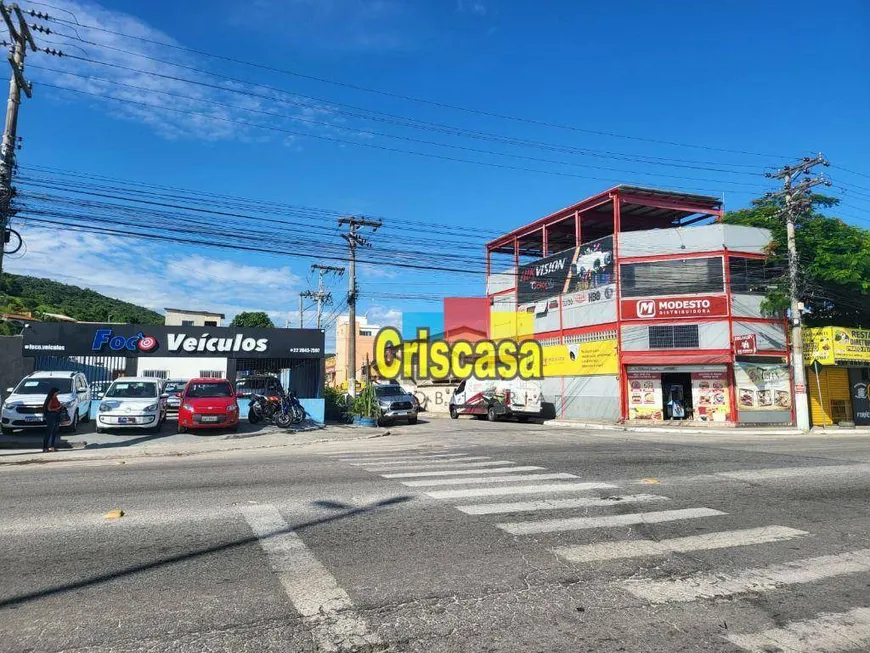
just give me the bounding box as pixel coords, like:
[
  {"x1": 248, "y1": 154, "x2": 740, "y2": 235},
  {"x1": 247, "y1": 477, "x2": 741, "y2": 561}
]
[{"x1": 42, "y1": 387, "x2": 62, "y2": 452}]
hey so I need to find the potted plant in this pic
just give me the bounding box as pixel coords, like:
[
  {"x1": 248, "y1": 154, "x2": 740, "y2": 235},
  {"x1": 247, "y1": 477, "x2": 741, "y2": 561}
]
[{"x1": 350, "y1": 383, "x2": 380, "y2": 427}]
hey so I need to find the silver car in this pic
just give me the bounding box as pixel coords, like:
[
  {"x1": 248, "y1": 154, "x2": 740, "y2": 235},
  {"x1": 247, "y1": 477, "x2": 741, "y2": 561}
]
[
  {"x1": 162, "y1": 379, "x2": 188, "y2": 412},
  {"x1": 375, "y1": 383, "x2": 418, "y2": 425}
]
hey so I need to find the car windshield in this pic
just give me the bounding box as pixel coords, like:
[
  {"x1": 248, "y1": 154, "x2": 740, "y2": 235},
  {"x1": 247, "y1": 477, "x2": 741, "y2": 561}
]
[
  {"x1": 186, "y1": 382, "x2": 233, "y2": 398},
  {"x1": 15, "y1": 378, "x2": 73, "y2": 394},
  {"x1": 106, "y1": 381, "x2": 158, "y2": 398},
  {"x1": 164, "y1": 382, "x2": 186, "y2": 393},
  {"x1": 375, "y1": 385, "x2": 404, "y2": 397}
]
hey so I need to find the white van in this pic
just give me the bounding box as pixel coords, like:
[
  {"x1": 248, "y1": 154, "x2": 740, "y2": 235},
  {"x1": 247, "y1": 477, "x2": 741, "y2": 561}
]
[{"x1": 449, "y1": 377, "x2": 542, "y2": 422}]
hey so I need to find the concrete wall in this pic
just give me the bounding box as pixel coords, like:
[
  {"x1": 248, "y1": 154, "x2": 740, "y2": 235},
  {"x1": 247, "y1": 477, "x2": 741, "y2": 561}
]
[
  {"x1": 486, "y1": 269, "x2": 516, "y2": 295},
  {"x1": 562, "y1": 375, "x2": 620, "y2": 420},
  {"x1": 621, "y1": 321, "x2": 730, "y2": 350},
  {"x1": 619, "y1": 225, "x2": 771, "y2": 258},
  {"x1": 0, "y1": 336, "x2": 32, "y2": 398},
  {"x1": 562, "y1": 294, "x2": 617, "y2": 329},
  {"x1": 164, "y1": 310, "x2": 224, "y2": 327}
]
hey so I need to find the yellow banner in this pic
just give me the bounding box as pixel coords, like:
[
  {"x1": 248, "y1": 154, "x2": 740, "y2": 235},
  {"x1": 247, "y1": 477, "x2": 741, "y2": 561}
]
[
  {"x1": 543, "y1": 340, "x2": 618, "y2": 377},
  {"x1": 489, "y1": 310, "x2": 534, "y2": 340},
  {"x1": 805, "y1": 326, "x2": 870, "y2": 365}
]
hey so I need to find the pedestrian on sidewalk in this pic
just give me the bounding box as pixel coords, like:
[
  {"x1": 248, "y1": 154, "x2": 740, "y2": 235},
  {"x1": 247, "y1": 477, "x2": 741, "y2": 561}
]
[{"x1": 42, "y1": 387, "x2": 62, "y2": 453}]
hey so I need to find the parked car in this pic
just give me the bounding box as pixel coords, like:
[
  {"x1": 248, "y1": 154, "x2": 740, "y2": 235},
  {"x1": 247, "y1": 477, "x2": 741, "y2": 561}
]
[
  {"x1": 161, "y1": 379, "x2": 188, "y2": 411},
  {"x1": 96, "y1": 377, "x2": 167, "y2": 433},
  {"x1": 449, "y1": 377, "x2": 542, "y2": 422},
  {"x1": 1, "y1": 371, "x2": 92, "y2": 435},
  {"x1": 374, "y1": 383, "x2": 418, "y2": 426},
  {"x1": 177, "y1": 378, "x2": 239, "y2": 432},
  {"x1": 89, "y1": 380, "x2": 112, "y2": 400}
]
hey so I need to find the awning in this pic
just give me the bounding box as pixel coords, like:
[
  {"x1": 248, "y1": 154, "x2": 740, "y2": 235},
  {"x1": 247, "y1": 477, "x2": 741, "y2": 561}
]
[{"x1": 621, "y1": 350, "x2": 731, "y2": 365}]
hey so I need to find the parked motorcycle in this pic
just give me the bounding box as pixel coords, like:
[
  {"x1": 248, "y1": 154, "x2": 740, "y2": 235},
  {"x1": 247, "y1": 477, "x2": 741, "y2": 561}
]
[{"x1": 248, "y1": 390, "x2": 304, "y2": 427}]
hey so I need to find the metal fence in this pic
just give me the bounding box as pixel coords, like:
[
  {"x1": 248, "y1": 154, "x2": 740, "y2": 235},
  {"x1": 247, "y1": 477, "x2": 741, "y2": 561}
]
[
  {"x1": 34, "y1": 355, "x2": 126, "y2": 394},
  {"x1": 235, "y1": 357, "x2": 320, "y2": 398}
]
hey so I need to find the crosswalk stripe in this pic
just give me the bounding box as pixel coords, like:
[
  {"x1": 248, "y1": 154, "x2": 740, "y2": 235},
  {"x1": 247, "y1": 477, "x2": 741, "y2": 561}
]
[
  {"x1": 382, "y1": 466, "x2": 539, "y2": 479},
  {"x1": 426, "y1": 482, "x2": 618, "y2": 500},
  {"x1": 552, "y1": 526, "x2": 809, "y2": 563},
  {"x1": 361, "y1": 459, "x2": 510, "y2": 471},
  {"x1": 625, "y1": 547, "x2": 870, "y2": 603},
  {"x1": 726, "y1": 607, "x2": 870, "y2": 653},
  {"x1": 718, "y1": 464, "x2": 870, "y2": 482},
  {"x1": 455, "y1": 494, "x2": 669, "y2": 516},
  {"x1": 339, "y1": 454, "x2": 473, "y2": 464},
  {"x1": 240, "y1": 504, "x2": 381, "y2": 650},
  {"x1": 498, "y1": 507, "x2": 725, "y2": 536},
  {"x1": 401, "y1": 473, "x2": 577, "y2": 487}
]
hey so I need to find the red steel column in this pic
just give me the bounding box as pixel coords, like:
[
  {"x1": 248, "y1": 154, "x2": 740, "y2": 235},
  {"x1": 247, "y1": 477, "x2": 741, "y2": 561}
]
[
  {"x1": 723, "y1": 250, "x2": 739, "y2": 424},
  {"x1": 613, "y1": 193, "x2": 626, "y2": 421}
]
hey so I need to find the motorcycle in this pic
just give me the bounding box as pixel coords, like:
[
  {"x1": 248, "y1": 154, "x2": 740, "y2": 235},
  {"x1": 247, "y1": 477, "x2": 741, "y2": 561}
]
[{"x1": 248, "y1": 390, "x2": 304, "y2": 427}]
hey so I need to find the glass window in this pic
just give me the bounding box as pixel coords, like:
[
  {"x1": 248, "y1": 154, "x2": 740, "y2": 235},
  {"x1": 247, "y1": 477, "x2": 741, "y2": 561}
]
[
  {"x1": 648, "y1": 325, "x2": 700, "y2": 349},
  {"x1": 106, "y1": 381, "x2": 158, "y2": 398},
  {"x1": 621, "y1": 257, "x2": 724, "y2": 297},
  {"x1": 181, "y1": 320, "x2": 194, "y2": 326},
  {"x1": 204, "y1": 320, "x2": 218, "y2": 326},
  {"x1": 729, "y1": 257, "x2": 782, "y2": 294},
  {"x1": 186, "y1": 382, "x2": 233, "y2": 398},
  {"x1": 16, "y1": 378, "x2": 74, "y2": 394}
]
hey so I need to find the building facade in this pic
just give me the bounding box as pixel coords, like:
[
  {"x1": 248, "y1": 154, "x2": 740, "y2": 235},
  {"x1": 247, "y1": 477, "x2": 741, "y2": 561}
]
[
  {"x1": 804, "y1": 326, "x2": 870, "y2": 426},
  {"x1": 332, "y1": 315, "x2": 382, "y2": 389},
  {"x1": 486, "y1": 185, "x2": 792, "y2": 425},
  {"x1": 164, "y1": 307, "x2": 225, "y2": 327}
]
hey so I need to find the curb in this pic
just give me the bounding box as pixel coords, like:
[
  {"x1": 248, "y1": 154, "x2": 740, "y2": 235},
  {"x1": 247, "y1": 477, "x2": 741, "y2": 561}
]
[{"x1": 543, "y1": 420, "x2": 804, "y2": 436}]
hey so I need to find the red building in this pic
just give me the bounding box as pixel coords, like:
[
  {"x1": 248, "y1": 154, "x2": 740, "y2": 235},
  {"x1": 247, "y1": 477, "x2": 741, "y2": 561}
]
[{"x1": 485, "y1": 186, "x2": 792, "y2": 425}]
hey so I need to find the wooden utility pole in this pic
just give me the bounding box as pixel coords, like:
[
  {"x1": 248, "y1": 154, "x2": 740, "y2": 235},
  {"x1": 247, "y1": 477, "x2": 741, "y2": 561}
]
[
  {"x1": 766, "y1": 154, "x2": 830, "y2": 431},
  {"x1": 339, "y1": 216, "x2": 381, "y2": 396}
]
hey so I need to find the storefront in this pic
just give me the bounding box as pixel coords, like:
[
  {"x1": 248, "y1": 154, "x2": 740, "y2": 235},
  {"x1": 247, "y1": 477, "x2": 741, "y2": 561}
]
[
  {"x1": 19, "y1": 321, "x2": 327, "y2": 421},
  {"x1": 626, "y1": 365, "x2": 732, "y2": 423},
  {"x1": 804, "y1": 327, "x2": 870, "y2": 426}
]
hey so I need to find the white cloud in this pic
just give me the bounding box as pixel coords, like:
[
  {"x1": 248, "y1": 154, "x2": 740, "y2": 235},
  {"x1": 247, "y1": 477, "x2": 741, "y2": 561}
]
[
  {"x1": 365, "y1": 305, "x2": 402, "y2": 329},
  {"x1": 6, "y1": 224, "x2": 304, "y2": 323}
]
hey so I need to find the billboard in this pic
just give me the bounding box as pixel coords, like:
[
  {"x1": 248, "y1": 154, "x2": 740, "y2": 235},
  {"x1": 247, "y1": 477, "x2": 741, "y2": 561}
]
[
  {"x1": 804, "y1": 326, "x2": 870, "y2": 365},
  {"x1": 621, "y1": 295, "x2": 728, "y2": 320},
  {"x1": 516, "y1": 236, "x2": 615, "y2": 305},
  {"x1": 734, "y1": 362, "x2": 791, "y2": 412}
]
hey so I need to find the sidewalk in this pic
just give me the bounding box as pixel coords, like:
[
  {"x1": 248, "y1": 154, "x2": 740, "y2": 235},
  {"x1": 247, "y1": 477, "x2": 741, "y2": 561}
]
[
  {"x1": 0, "y1": 422, "x2": 394, "y2": 466},
  {"x1": 544, "y1": 419, "x2": 870, "y2": 437}
]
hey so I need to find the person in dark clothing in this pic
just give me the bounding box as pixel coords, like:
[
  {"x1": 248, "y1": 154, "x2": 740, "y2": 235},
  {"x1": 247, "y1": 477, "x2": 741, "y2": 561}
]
[{"x1": 42, "y1": 387, "x2": 62, "y2": 452}]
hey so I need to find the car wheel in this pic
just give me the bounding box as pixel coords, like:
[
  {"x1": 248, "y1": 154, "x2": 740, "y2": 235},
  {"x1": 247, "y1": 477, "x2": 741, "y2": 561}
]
[
  {"x1": 1, "y1": 426, "x2": 12, "y2": 435},
  {"x1": 487, "y1": 405, "x2": 498, "y2": 422},
  {"x1": 516, "y1": 415, "x2": 529, "y2": 423},
  {"x1": 96, "y1": 427, "x2": 105, "y2": 434},
  {"x1": 177, "y1": 424, "x2": 187, "y2": 433},
  {"x1": 407, "y1": 416, "x2": 418, "y2": 425},
  {"x1": 64, "y1": 410, "x2": 79, "y2": 433},
  {"x1": 449, "y1": 405, "x2": 458, "y2": 419}
]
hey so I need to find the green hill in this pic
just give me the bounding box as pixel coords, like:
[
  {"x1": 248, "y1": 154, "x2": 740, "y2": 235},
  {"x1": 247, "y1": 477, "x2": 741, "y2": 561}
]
[{"x1": 0, "y1": 273, "x2": 163, "y2": 332}]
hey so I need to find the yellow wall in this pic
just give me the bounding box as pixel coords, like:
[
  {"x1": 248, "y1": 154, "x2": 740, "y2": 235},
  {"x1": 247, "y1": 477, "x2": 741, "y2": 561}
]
[{"x1": 807, "y1": 366, "x2": 851, "y2": 426}]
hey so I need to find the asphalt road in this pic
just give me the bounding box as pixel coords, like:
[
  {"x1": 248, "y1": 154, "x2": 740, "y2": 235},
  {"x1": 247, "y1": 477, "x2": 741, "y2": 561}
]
[{"x1": 3, "y1": 420, "x2": 870, "y2": 652}]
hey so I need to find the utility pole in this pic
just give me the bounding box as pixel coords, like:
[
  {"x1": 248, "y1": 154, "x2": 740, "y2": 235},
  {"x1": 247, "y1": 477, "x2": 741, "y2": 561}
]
[
  {"x1": 0, "y1": 3, "x2": 35, "y2": 279},
  {"x1": 302, "y1": 264, "x2": 344, "y2": 329},
  {"x1": 766, "y1": 153, "x2": 830, "y2": 432},
  {"x1": 339, "y1": 216, "x2": 381, "y2": 396},
  {"x1": 298, "y1": 293, "x2": 304, "y2": 329}
]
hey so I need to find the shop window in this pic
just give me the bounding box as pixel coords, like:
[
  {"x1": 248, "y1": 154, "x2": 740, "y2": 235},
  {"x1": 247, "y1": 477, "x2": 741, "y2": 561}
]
[
  {"x1": 199, "y1": 370, "x2": 223, "y2": 378},
  {"x1": 648, "y1": 325, "x2": 700, "y2": 349},
  {"x1": 831, "y1": 399, "x2": 851, "y2": 423},
  {"x1": 621, "y1": 257, "x2": 723, "y2": 298},
  {"x1": 729, "y1": 258, "x2": 783, "y2": 294},
  {"x1": 204, "y1": 320, "x2": 218, "y2": 326},
  {"x1": 181, "y1": 320, "x2": 195, "y2": 326}
]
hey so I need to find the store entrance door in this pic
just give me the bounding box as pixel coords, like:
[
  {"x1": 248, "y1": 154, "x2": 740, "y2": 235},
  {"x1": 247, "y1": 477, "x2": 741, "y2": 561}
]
[{"x1": 662, "y1": 372, "x2": 693, "y2": 420}]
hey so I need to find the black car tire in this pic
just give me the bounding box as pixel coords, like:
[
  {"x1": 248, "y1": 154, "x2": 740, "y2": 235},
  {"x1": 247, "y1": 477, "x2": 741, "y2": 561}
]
[
  {"x1": 487, "y1": 405, "x2": 498, "y2": 422},
  {"x1": 516, "y1": 415, "x2": 529, "y2": 423},
  {"x1": 407, "y1": 416, "x2": 418, "y2": 425},
  {"x1": 177, "y1": 424, "x2": 186, "y2": 433},
  {"x1": 449, "y1": 405, "x2": 458, "y2": 419},
  {"x1": 64, "y1": 410, "x2": 79, "y2": 433}
]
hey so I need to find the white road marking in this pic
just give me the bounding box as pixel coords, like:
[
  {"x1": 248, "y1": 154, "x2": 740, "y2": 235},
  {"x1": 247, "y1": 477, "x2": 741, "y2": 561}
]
[
  {"x1": 240, "y1": 504, "x2": 381, "y2": 652},
  {"x1": 726, "y1": 607, "x2": 870, "y2": 653},
  {"x1": 625, "y1": 547, "x2": 870, "y2": 603},
  {"x1": 455, "y1": 494, "x2": 669, "y2": 516},
  {"x1": 382, "y1": 466, "x2": 540, "y2": 478},
  {"x1": 553, "y1": 526, "x2": 809, "y2": 563},
  {"x1": 718, "y1": 464, "x2": 870, "y2": 482},
  {"x1": 361, "y1": 459, "x2": 510, "y2": 471},
  {"x1": 401, "y1": 473, "x2": 577, "y2": 487},
  {"x1": 426, "y1": 482, "x2": 618, "y2": 500},
  {"x1": 498, "y1": 507, "x2": 725, "y2": 536},
  {"x1": 339, "y1": 454, "x2": 473, "y2": 464}
]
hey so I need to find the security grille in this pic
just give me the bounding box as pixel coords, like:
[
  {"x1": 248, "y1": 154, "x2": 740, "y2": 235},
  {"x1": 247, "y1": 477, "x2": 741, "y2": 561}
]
[
  {"x1": 142, "y1": 370, "x2": 169, "y2": 379},
  {"x1": 536, "y1": 337, "x2": 561, "y2": 347},
  {"x1": 199, "y1": 370, "x2": 223, "y2": 378},
  {"x1": 648, "y1": 325, "x2": 700, "y2": 349},
  {"x1": 831, "y1": 400, "x2": 850, "y2": 423}
]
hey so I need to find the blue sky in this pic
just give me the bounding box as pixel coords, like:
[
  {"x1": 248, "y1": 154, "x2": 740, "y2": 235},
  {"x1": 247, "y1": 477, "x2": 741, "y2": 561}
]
[{"x1": 7, "y1": 0, "x2": 869, "y2": 348}]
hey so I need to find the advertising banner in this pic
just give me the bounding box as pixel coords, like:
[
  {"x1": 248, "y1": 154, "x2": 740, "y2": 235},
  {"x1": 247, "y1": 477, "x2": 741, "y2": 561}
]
[
  {"x1": 542, "y1": 340, "x2": 618, "y2": 377},
  {"x1": 691, "y1": 371, "x2": 730, "y2": 422},
  {"x1": 21, "y1": 322, "x2": 324, "y2": 358},
  {"x1": 848, "y1": 368, "x2": 870, "y2": 426},
  {"x1": 621, "y1": 294, "x2": 728, "y2": 320},
  {"x1": 804, "y1": 326, "x2": 870, "y2": 365},
  {"x1": 516, "y1": 236, "x2": 615, "y2": 305},
  {"x1": 734, "y1": 362, "x2": 791, "y2": 411},
  {"x1": 627, "y1": 371, "x2": 663, "y2": 420},
  {"x1": 733, "y1": 334, "x2": 757, "y2": 355}
]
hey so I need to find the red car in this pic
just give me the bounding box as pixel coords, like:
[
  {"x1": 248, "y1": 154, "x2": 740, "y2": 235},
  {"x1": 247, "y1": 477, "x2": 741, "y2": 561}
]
[{"x1": 177, "y1": 378, "x2": 240, "y2": 432}]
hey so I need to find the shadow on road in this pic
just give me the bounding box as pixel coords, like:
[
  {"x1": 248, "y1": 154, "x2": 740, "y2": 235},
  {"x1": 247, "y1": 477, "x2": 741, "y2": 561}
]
[{"x1": 0, "y1": 495, "x2": 413, "y2": 609}]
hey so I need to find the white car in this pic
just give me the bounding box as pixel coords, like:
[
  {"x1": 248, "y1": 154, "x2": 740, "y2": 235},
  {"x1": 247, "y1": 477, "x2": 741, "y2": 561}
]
[
  {"x1": 96, "y1": 377, "x2": 167, "y2": 433},
  {"x1": 1, "y1": 371, "x2": 92, "y2": 435}
]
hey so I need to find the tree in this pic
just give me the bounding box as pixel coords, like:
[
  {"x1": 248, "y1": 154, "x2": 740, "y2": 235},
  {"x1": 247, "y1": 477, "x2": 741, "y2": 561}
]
[
  {"x1": 723, "y1": 195, "x2": 870, "y2": 327},
  {"x1": 229, "y1": 311, "x2": 275, "y2": 329}
]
